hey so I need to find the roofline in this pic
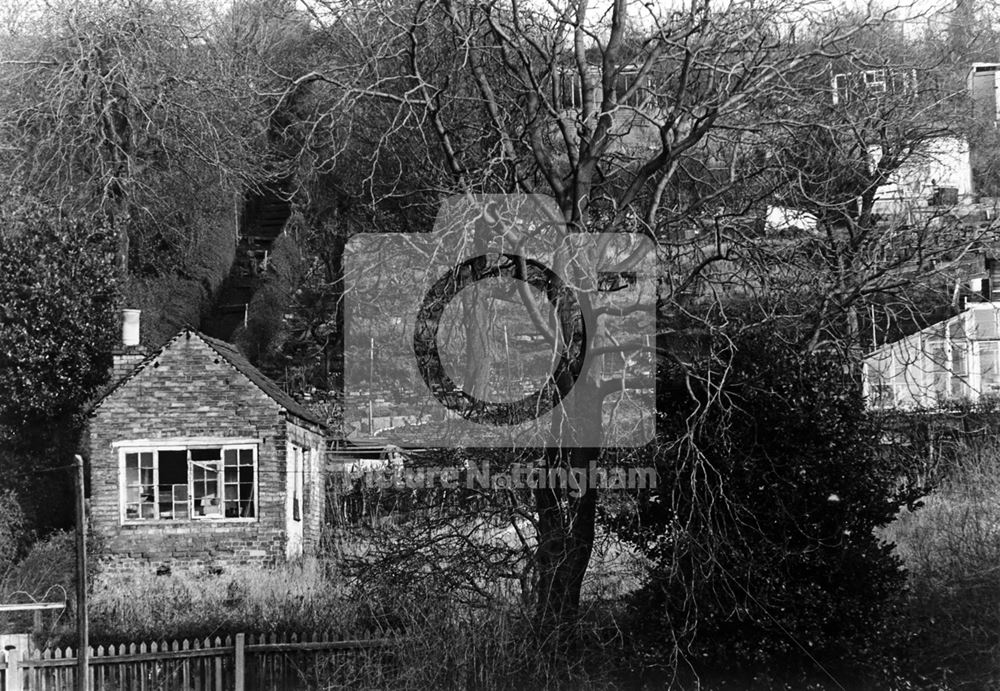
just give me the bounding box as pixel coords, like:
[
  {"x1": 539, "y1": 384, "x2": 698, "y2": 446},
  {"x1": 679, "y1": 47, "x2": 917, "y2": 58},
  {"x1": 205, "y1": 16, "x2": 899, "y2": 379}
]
[
  {"x1": 865, "y1": 302, "x2": 1000, "y2": 359},
  {"x1": 87, "y1": 329, "x2": 328, "y2": 430},
  {"x1": 194, "y1": 331, "x2": 328, "y2": 430}
]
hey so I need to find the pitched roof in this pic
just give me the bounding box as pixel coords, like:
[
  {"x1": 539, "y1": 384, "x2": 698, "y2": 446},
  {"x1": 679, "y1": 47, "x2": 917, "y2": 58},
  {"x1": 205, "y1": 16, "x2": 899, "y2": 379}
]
[
  {"x1": 89, "y1": 329, "x2": 326, "y2": 429},
  {"x1": 197, "y1": 332, "x2": 325, "y2": 428}
]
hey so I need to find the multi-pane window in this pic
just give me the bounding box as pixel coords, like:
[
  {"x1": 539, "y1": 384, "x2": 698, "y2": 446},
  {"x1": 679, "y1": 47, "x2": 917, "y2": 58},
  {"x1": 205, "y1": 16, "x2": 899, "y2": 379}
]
[
  {"x1": 190, "y1": 449, "x2": 221, "y2": 517},
  {"x1": 223, "y1": 448, "x2": 256, "y2": 519},
  {"x1": 557, "y1": 68, "x2": 658, "y2": 109},
  {"x1": 124, "y1": 451, "x2": 156, "y2": 520},
  {"x1": 865, "y1": 352, "x2": 894, "y2": 407},
  {"x1": 981, "y1": 342, "x2": 1000, "y2": 395},
  {"x1": 832, "y1": 68, "x2": 917, "y2": 105},
  {"x1": 863, "y1": 69, "x2": 887, "y2": 92},
  {"x1": 122, "y1": 446, "x2": 257, "y2": 522},
  {"x1": 951, "y1": 342, "x2": 970, "y2": 399},
  {"x1": 928, "y1": 341, "x2": 949, "y2": 401}
]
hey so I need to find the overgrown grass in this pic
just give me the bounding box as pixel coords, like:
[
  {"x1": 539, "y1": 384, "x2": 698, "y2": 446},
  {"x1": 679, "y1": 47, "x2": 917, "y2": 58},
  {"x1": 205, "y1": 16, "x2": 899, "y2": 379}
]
[
  {"x1": 885, "y1": 440, "x2": 1000, "y2": 690},
  {"x1": 87, "y1": 560, "x2": 355, "y2": 644}
]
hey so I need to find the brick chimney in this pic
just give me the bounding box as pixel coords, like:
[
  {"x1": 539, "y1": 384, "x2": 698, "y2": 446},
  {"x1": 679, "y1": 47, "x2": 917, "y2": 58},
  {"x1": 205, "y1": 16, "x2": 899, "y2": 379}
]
[{"x1": 111, "y1": 309, "x2": 146, "y2": 380}]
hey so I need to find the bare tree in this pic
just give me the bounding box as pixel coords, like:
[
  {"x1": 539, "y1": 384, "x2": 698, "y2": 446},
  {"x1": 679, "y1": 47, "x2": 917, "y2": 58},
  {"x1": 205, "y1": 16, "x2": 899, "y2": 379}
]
[
  {"x1": 754, "y1": 20, "x2": 995, "y2": 358},
  {"x1": 0, "y1": 0, "x2": 272, "y2": 274},
  {"x1": 283, "y1": 0, "x2": 880, "y2": 639},
  {"x1": 244, "y1": 0, "x2": 996, "y2": 649}
]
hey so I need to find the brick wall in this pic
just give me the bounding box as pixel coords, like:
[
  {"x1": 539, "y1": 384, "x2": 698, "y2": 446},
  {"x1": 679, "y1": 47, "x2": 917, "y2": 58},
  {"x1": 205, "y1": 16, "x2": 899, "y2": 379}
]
[
  {"x1": 111, "y1": 345, "x2": 147, "y2": 382},
  {"x1": 87, "y1": 332, "x2": 299, "y2": 573}
]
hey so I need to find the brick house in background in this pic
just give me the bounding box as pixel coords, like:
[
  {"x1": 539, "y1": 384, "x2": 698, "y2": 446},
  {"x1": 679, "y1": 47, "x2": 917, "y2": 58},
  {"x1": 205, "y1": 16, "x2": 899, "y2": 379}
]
[{"x1": 86, "y1": 312, "x2": 327, "y2": 573}]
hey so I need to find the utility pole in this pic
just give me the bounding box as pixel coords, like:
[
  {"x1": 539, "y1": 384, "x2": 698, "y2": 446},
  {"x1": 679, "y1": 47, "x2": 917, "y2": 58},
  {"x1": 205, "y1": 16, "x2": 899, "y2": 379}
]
[
  {"x1": 368, "y1": 336, "x2": 375, "y2": 435},
  {"x1": 504, "y1": 324, "x2": 511, "y2": 400},
  {"x1": 73, "y1": 454, "x2": 89, "y2": 691}
]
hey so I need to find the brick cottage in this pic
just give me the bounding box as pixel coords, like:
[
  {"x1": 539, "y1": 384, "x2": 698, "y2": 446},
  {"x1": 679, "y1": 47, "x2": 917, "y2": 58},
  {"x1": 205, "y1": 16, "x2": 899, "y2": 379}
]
[{"x1": 85, "y1": 312, "x2": 327, "y2": 573}]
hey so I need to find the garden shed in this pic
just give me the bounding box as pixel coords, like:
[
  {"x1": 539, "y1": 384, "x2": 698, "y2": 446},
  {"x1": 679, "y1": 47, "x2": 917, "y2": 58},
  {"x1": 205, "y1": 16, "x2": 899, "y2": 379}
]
[{"x1": 85, "y1": 316, "x2": 327, "y2": 573}]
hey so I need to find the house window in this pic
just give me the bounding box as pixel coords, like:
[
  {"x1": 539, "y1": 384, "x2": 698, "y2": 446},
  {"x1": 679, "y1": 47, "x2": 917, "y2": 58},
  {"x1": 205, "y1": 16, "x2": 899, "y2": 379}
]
[
  {"x1": 615, "y1": 69, "x2": 648, "y2": 107},
  {"x1": 122, "y1": 445, "x2": 257, "y2": 522},
  {"x1": 865, "y1": 352, "x2": 894, "y2": 407},
  {"x1": 951, "y1": 342, "x2": 970, "y2": 399},
  {"x1": 981, "y1": 342, "x2": 1000, "y2": 395},
  {"x1": 928, "y1": 340, "x2": 948, "y2": 401},
  {"x1": 832, "y1": 68, "x2": 915, "y2": 105},
  {"x1": 833, "y1": 73, "x2": 848, "y2": 104},
  {"x1": 863, "y1": 69, "x2": 887, "y2": 93}
]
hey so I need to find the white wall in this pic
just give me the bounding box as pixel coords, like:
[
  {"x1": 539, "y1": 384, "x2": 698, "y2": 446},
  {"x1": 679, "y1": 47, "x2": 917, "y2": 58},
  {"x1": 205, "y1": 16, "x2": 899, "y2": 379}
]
[{"x1": 870, "y1": 136, "x2": 973, "y2": 215}]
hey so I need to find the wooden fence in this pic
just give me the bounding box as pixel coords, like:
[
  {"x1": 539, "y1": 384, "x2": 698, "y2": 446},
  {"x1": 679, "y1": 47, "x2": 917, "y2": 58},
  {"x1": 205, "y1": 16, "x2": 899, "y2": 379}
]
[{"x1": 0, "y1": 631, "x2": 394, "y2": 691}]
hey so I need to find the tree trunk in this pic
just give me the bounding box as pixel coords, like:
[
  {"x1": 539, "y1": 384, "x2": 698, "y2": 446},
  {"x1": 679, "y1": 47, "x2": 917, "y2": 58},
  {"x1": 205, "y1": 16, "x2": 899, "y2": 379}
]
[
  {"x1": 534, "y1": 444, "x2": 599, "y2": 646},
  {"x1": 462, "y1": 264, "x2": 492, "y2": 400},
  {"x1": 534, "y1": 343, "x2": 602, "y2": 648}
]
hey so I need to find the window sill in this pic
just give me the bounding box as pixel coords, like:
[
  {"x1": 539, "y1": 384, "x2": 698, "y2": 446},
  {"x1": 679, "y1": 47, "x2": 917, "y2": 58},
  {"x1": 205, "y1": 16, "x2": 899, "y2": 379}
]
[{"x1": 120, "y1": 518, "x2": 258, "y2": 527}]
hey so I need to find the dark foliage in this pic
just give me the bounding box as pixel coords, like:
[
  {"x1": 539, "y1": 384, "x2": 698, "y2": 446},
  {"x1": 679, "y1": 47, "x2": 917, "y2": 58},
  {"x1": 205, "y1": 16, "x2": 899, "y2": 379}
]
[
  {"x1": 609, "y1": 334, "x2": 924, "y2": 688},
  {"x1": 0, "y1": 196, "x2": 121, "y2": 425},
  {"x1": 0, "y1": 194, "x2": 121, "y2": 531}
]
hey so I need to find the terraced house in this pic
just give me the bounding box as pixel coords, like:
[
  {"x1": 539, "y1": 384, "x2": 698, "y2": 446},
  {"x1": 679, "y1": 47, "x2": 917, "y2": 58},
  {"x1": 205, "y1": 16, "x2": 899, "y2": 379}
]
[{"x1": 85, "y1": 311, "x2": 327, "y2": 573}]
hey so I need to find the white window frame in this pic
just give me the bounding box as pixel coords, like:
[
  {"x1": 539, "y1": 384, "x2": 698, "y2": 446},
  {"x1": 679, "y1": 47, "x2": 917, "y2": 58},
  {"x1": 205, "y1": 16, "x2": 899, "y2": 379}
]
[
  {"x1": 863, "y1": 69, "x2": 887, "y2": 92},
  {"x1": 832, "y1": 73, "x2": 848, "y2": 105},
  {"x1": 117, "y1": 438, "x2": 260, "y2": 525}
]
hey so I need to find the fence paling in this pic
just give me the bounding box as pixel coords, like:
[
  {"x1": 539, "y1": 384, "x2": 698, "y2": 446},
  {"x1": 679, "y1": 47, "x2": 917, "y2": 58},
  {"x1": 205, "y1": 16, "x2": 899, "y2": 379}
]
[{"x1": 0, "y1": 630, "x2": 393, "y2": 691}]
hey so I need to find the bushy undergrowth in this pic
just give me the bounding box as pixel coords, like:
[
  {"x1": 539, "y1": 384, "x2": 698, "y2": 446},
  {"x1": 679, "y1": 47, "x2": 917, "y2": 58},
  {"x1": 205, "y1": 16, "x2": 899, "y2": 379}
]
[
  {"x1": 83, "y1": 556, "x2": 627, "y2": 690},
  {"x1": 16, "y1": 417, "x2": 1000, "y2": 688},
  {"x1": 341, "y1": 580, "x2": 622, "y2": 691},
  {"x1": 0, "y1": 531, "x2": 86, "y2": 646},
  {"x1": 886, "y1": 437, "x2": 1000, "y2": 690},
  {"x1": 0, "y1": 489, "x2": 29, "y2": 567},
  {"x1": 610, "y1": 336, "x2": 923, "y2": 689},
  {"x1": 329, "y1": 518, "x2": 637, "y2": 689}
]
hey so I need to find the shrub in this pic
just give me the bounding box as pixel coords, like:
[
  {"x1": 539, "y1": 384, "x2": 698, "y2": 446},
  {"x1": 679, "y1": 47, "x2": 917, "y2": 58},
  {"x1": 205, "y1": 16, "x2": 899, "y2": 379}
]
[
  {"x1": 0, "y1": 193, "x2": 120, "y2": 426},
  {"x1": 0, "y1": 531, "x2": 83, "y2": 646},
  {"x1": 0, "y1": 193, "x2": 119, "y2": 533},
  {"x1": 338, "y1": 570, "x2": 623, "y2": 691},
  {"x1": 0, "y1": 489, "x2": 29, "y2": 568},
  {"x1": 609, "y1": 334, "x2": 923, "y2": 688}
]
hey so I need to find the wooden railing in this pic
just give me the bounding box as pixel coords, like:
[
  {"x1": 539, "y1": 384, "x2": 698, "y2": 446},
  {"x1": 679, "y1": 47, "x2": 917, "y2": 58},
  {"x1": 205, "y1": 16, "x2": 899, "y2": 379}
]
[{"x1": 0, "y1": 630, "x2": 394, "y2": 691}]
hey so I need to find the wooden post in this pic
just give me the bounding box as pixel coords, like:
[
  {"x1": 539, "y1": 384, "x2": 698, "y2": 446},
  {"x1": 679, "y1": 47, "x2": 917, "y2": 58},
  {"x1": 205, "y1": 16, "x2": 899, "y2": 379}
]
[
  {"x1": 73, "y1": 455, "x2": 89, "y2": 691},
  {"x1": 234, "y1": 633, "x2": 245, "y2": 691},
  {"x1": 214, "y1": 652, "x2": 223, "y2": 691},
  {"x1": 6, "y1": 647, "x2": 21, "y2": 691}
]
